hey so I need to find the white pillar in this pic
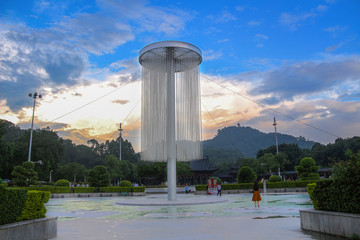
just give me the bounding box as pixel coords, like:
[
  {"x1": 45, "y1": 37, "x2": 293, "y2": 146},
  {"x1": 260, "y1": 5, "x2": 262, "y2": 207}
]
[{"x1": 166, "y1": 47, "x2": 176, "y2": 201}]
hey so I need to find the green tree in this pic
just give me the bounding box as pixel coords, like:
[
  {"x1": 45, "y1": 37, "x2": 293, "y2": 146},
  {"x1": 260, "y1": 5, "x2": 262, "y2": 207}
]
[
  {"x1": 55, "y1": 163, "x2": 88, "y2": 182},
  {"x1": 237, "y1": 166, "x2": 256, "y2": 183},
  {"x1": 11, "y1": 161, "x2": 39, "y2": 186},
  {"x1": 105, "y1": 154, "x2": 122, "y2": 185},
  {"x1": 87, "y1": 165, "x2": 110, "y2": 188},
  {"x1": 295, "y1": 157, "x2": 320, "y2": 180}
]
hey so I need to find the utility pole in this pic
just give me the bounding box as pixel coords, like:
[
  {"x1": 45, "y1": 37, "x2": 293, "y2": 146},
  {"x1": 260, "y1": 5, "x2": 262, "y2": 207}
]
[
  {"x1": 273, "y1": 117, "x2": 280, "y2": 176},
  {"x1": 118, "y1": 123, "x2": 123, "y2": 161},
  {"x1": 28, "y1": 92, "x2": 42, "y2": 162}
]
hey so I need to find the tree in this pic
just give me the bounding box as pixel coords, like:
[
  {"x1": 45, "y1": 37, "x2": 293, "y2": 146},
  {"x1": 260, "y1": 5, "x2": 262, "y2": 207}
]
[
  {"x1": 105, "y1": 154, "x2": 122, "y2": 185},
  {"x1": 87, "y1": 165, "x2": 110, "y2": 188},
  {"x1": 295, "y1": 157, "x2": 320, "y2": 180},
  {"x1": 272, "y1": 152, "x2": 290, "y2": 180},
  {"x1": 237, "y1": 166, "x2": 256, "y2": 183},
  {"x1": 55, "y1": 163, "x2": 88, "y2": 182},
  {"x1": 11, "y1": 161, "x2": 39, "y2": 186}
]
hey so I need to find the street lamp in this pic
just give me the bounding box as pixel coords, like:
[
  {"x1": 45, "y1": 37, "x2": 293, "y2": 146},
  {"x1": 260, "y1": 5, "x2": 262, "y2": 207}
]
[
  {"x1": 49, "y1": 170, "x2": 53, "y2": 183},
  {"x1": 27, "y1": 92, "x2": 42, "y2": 162}
]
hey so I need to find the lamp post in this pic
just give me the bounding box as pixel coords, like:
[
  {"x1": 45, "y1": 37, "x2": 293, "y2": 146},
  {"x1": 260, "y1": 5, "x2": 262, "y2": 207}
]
[
  {"x1": 27, "y1": 92, "x2": 42, "y2": 162},
  {"x1": 49, "y1": 170, "x2": 53, "y2": 183}
]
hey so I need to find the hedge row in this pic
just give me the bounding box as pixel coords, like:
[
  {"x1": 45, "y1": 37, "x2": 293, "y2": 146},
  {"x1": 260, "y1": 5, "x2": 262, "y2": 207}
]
[
  {"x1": 9, "y1": 186, "x2": 146, "y2": 193},
  {"x1": 309, "y1": 180, "x2": 360, "y2": 214},
  {"x1": 18, "y1": 190, "x2": 51, "y2": 221},
  {"x1": 195, "y1": 180, "x2": 318, "y2": 191},
  {"x1": 0, "y1": 186, "x2": 27, "y2": 225},
  {"x1": 0, "y1": 186, "x2": 50, "y2": 225}
]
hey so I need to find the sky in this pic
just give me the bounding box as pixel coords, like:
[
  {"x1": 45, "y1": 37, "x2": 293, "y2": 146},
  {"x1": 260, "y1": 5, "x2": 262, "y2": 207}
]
[{"x1": 1, "y1": 0, "x2": 360, "y2": 152}]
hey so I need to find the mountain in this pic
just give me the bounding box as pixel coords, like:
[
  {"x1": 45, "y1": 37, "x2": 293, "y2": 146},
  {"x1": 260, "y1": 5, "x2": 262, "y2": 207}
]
[{"x1": 202, "y1": 125, "x2": 317, "y2": 159}]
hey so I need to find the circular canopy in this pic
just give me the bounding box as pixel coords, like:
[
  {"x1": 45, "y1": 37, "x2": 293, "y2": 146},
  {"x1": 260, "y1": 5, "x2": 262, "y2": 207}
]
[{"x1": 139, "y1": 41, "x2": 202, "y2": 72}]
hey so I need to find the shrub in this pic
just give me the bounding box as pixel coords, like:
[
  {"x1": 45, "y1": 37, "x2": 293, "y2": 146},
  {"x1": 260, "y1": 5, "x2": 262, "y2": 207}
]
[
  {"x1": 306, "y1": 183, "x2": 319, "y2": 209},
  {"x1": 311, "y1": 153, "x2": 360, "y2": 214},
  {"x1": 88, "y1": 165, "x2": 110, "y2": 188},
  {"x1": 119, "y1": 180, "x2": 132, "y2": 187},
  {"x1": 73, "y1": 187, "x2": 96, "y2": 193},
  {"x1": 55, "y1": 179, "x2": 70, "y2": 187},
  {"x1": 18, "y1": 190, "x2": 50, "y2": 221},
  {"x1": 269, "y1": 175, "x2": 282, "y2": 182},
  {"x1": 0, "y1": 186, "x2": 27, "y2": 225},
  {"x1": 295, "y1": 157, "x2": 320, "y2": 181},
  {"x1": 11, "y1": 161, "x2": 39, "y2": 186},
  {"x1": 133, "y1": 186, "x2": 145, "y2": 192},
  {"x1": 237, "y1": 166, "x2": 256, "y2": 183},
  {"x1": 100, "y1": 187, "x2": 132, "y2": 193}
]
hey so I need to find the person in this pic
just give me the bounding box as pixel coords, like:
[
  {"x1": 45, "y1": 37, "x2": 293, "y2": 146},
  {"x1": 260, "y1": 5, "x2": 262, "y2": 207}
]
[
  {"x1": 185, "y1": 184, "x2": 191, "y2": 194},
  {"x1": 217, "y1": 184, "x2": 222, "y2": 196},
  {"x1": 252, "y1": 180, "x2": 262, "y2": 207}
]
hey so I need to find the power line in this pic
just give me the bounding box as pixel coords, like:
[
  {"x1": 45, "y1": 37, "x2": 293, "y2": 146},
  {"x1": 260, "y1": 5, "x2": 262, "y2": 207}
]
[
  {"x1": 201, "y1": 101, "x2": 243, "y2": 157},
  {"x1": 201, "y1": 74, "x2": 341, "y2": 139},
  {"x1": 37, "y1": 80, "x2": 135, "y2": 129}
]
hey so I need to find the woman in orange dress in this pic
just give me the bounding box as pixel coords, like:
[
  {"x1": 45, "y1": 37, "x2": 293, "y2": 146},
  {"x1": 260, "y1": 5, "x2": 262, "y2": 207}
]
[{"x1": 252, "y1": 180, "x2": 262, "y2": 207}]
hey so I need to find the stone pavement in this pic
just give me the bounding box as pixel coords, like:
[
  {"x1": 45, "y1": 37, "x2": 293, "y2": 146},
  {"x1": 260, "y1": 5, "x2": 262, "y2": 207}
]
[{"x1": 47, "y1": 194, "x2": 342, "y2": 240}]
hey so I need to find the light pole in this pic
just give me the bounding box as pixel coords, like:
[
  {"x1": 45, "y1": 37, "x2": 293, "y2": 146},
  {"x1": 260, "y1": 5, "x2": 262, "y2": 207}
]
[
  {"x1": 118, "y1": 123, "x2": 123, "y2": 161},
  {"x1": 27, "y1": 92, "x2": 42, "y2": 162},
  {"x1": 273, "y1": 117, "x2": 280, "y2": 176},
  {"x1": 49, "y1": 170, "x2": 53, "y2": 183}
]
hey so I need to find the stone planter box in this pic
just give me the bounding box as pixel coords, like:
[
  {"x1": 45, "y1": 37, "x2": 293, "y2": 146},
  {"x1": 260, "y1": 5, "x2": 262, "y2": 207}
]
[
  {"x1": 300, "y1": 209, "x2": 360, "y2": 238},
  {"x1": 0, "y1": 217, "x2": 57, "y2": 240}
]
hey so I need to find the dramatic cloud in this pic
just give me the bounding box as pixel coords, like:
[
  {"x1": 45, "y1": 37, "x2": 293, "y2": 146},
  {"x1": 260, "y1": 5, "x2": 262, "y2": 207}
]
[
  {"x1": 250, "y1": 57, "x2": 360, "y2": 102},
  {"x1": 247, "y1": 99, "x2": 360, "y2": 144}
]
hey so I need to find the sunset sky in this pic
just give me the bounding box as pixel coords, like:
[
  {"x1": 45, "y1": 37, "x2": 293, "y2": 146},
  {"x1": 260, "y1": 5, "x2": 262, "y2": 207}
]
[{"x1": 1, "y1": 0, "x2": 359, "y2": 152}]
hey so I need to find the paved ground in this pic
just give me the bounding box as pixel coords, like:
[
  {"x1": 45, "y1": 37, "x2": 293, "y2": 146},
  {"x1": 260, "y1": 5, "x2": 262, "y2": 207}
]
[{"x1": 48, "y1": 194, "x2": 342, "y2": 240}]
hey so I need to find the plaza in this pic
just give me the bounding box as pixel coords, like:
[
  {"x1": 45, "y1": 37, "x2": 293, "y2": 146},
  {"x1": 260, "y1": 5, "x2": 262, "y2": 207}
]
[{"x1": 46, "y1": 193, "x2": 340, "y2": 240}]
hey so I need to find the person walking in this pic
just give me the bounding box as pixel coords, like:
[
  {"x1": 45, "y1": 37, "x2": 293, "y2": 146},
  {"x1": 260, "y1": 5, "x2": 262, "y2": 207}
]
[
  {"x1": 217, "y1": 184, "x2": 222, "y2": 196},
  {"x1": 252, "y1": 180, "x2": 262, "y2": 207}
]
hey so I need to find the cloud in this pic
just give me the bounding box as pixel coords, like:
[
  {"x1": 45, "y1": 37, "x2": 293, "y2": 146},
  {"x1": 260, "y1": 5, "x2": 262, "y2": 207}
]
[
  {"x1": 97, "y1": 0, "x2": 193, "y2": 36},
  {"x1": 207, "y1": 10, "x2": 237, "y2": 23},
  {"x1": 254, "y1": 34, "x2": 269, "y2": 48},
  {"x1": 235, "y1": 6, "x2": 245, "y2": 12},
  {"x1": 279, "y1": 4, "x2": 328, "y2": 30},
  {"x1": 325, "y1": 42, "x2": 344, "y2": 52},
  {"x1": 248, "y1": 20, "x2": 261, "y2": 27},
  {"x1": 250, "y1": 57, "x2": 360, "y2": 102},
  {"x1": 203, "y1": 50, "x2": 223, "y2": 61},
  {"x1": 324, "y1": 25, "x2": 348, "y2": 37},
  {"x1": 247, "y1": 99, "x2": 360, "y2": 144},
  {"x1": 112, "y1": 99, "x2": 130, "y2": 105}
]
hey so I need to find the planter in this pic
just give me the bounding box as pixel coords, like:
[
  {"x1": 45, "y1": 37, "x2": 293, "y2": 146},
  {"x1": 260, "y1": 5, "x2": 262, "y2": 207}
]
[
  {"x1": 300, "y1": 209, "x2": 360, "y2": 238},
  {"x1": 0, "y1": 217, "x2": 57, "y2": 240}
]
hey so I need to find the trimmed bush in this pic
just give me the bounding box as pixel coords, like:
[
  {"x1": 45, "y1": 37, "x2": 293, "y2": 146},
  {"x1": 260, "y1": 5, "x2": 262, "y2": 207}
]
[
  {"x1": 195, "y1": 180, "x2": 318, "y2": 191},
  {"x1": 18, "y1": 190, "x2": 50, "y2": 221},
  {"x1": 100, "y1": 187, "x2": 132, "y2": 193},
  {"x1": 296, "y1": 157, "x2": 320, "y2": 181},
  {"x1": 0, "y1": 186, "x2": 27, "y2": 225},
  {"x1": 73, "y1": 187, "x2": 96, "y2": 193},
  {"x1": 306, "y1": 183, "x2": 319, "y2": 209},
  {"x1": 237, "y1": 166, "x2": 256, "y2": 183},
  {"x1": 310, "y1": 154, "x2": 360, "y2": 214},
  {"x1": 119, "y1": 180, "x2": 132, "y2": 187},
  {"x1": 133, "y1": 186, "x2": 145, "y2": 192},
  {"x1": 269, "y1": 175, "x2": 282, "y2": 182},
  {"x1": 55, "y1": 179, "x2": 70, "y2": 187}
]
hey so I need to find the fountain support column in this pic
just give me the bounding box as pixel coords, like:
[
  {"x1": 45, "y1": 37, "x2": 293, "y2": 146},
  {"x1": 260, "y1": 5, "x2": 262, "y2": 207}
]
[{"x1": 166, "y1": 48, "x2": 176, "y2": 201}]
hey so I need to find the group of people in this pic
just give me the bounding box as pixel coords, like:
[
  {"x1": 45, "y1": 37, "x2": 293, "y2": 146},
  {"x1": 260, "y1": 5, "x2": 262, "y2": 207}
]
[{"x1": 187, "y1": 181, "x2": 262, "y2": 207}]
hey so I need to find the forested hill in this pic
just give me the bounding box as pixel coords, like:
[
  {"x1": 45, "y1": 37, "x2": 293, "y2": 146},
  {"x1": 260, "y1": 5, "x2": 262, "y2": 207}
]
[{"x1": 202, "y1": 125, "x2": 317, "y2": 158}]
